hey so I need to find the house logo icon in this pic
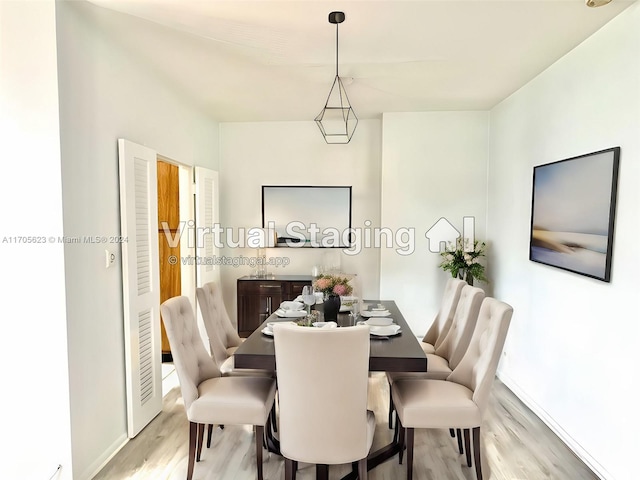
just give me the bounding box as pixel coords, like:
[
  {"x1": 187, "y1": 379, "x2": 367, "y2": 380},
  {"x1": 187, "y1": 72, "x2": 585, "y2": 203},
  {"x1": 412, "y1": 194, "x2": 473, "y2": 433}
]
[{"x1": 425, "y1": 216, "x2": 475, "y2": 253}]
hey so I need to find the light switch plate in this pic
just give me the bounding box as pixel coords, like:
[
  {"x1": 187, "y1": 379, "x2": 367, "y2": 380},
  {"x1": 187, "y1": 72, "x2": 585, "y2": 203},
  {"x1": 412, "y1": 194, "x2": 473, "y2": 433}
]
[{"x1": 105, "y1": 250, "x2": 116, "y2": 268}]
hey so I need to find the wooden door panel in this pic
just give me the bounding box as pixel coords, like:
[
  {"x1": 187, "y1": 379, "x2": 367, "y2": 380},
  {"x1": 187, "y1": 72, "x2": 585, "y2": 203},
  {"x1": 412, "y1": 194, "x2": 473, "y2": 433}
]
[{"x1": 157, "y1": 160, "x2": 180, "y2": 356}]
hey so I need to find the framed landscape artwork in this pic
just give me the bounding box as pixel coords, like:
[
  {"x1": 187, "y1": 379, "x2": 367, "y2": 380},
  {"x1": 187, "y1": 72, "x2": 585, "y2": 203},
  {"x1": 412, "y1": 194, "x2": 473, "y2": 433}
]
[{"x1": 529, "y1": 147, "x2": 620, "y2": 282}]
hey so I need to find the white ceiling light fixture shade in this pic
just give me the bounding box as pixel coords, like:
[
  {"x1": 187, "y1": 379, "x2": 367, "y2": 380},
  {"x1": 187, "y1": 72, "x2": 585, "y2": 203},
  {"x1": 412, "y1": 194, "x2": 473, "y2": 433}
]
[
  {"x1": 315, "y1": 11, "x2": 358, "y2": 144},
  {"x1": 586, "y1": 0, "x2": 612, "y2": 7}
]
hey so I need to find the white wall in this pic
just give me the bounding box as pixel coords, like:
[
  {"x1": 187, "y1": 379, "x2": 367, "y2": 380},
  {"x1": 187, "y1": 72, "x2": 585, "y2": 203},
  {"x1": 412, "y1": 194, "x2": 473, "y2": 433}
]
[
  {"x1": 380, "y1": 112, "x2": 489, "y2": 335},
  {"x1": 488, "y1": 4, "x2": 640, "y2": 480},
  {"x1": 55, "y1": 2, "x2": 219, "y2": 479},
  {"x1": 219, "y1": 120, "x2": 382, "y2": 321},
  {"x1": 0, "y1": 1, "x2": 73, "y2": 479}
]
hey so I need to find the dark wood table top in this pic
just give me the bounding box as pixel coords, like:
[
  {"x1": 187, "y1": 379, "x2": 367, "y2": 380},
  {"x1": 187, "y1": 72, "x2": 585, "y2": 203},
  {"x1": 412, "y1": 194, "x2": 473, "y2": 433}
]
[{"x1": 233, "y1": 300, "x2": 427, "y2": 372}]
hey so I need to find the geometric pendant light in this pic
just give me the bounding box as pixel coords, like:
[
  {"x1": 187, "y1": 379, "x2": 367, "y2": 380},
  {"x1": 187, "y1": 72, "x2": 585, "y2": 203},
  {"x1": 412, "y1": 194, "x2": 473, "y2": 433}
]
[{"x1": 314, "y1": 11, "x2": 358, "y2": 144}]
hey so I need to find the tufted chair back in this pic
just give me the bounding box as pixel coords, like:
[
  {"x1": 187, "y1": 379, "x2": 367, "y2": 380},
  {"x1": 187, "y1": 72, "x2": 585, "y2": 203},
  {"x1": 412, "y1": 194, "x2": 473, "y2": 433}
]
[
  {"x1": 198, "y1": 282, "x2": 242, "y2": 351},
  {"x1": 196, "y1": 283, "x2": 230, "y2": 368},
  {"x1": 273, "y1": 323, "x2": 373, "y2": 465},
  {"x1": 447, "y1": 297, "x2": 513, "y2": 414},
  {"x1": 434, "y1": 285, "x2": 484, "y2": 370},
  {"x1": 423, "y1": 278, "x2": 466, "y2": 349},
  {"x1": 160, "y1": 296, "x2": 219, "y2": 413}
]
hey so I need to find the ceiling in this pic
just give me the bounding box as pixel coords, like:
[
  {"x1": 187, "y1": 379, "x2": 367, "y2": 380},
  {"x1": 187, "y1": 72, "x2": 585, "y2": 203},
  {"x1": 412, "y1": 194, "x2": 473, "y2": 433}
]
[{"x1": 86, "y1": 0, "x2": 636, "y2": 122}]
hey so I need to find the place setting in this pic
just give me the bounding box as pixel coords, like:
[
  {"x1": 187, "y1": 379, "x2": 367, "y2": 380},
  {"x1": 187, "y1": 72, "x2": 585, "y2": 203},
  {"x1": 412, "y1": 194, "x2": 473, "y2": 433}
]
[
  {"x1": 261, "y1": 319, "x2": 338, "y2": 336},
  {"x1": 273, "y1": 300, "x2": 308, "y2": 318},
  {"x1": 360, "y1": 303, "x2": 392, "y2": 318}
]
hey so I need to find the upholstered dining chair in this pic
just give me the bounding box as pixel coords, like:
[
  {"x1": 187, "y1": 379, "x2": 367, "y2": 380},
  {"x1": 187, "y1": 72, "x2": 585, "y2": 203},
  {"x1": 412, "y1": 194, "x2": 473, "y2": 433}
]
[
  {"x1": 196, "y1": 283, "x2": 269, "y2": 377},
  {"x1": 160, "y1": 296, "x2": 277, "y2": 480},
  {"x1": 386, "y1": 285, "x2": 485, "y2": 438},
  {"x1": 421, "y1": 277, "x2": 467, "y2": 354},
  {"x1": 197, "y1": 281, "x2": 244, "y2": 356},
  {"x1": 391, "y1": 297, "x2": 514, "y2": 480},
  {"x1": 196, "y1": 283, "x2": 276, "y2": 446},
  {"x1": 387, "y1": 278, "x2": 470, "y2": 428},
  {"x1": 273, "y1": 323, "x2": 375, "y2": 480}
]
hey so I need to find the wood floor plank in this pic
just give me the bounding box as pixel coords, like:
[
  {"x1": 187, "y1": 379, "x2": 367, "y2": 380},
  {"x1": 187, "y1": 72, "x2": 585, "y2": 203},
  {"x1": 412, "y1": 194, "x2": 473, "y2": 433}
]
[{"x1": 93, "y1": 373, "x2": 598, "y2": 479}]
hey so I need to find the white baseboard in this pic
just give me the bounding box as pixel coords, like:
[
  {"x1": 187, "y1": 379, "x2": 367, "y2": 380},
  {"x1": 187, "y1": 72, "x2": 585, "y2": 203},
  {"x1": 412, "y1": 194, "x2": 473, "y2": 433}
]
[
  {"x1": 86, "y1": 368, "x2": 179, "y2": 480},
  {"x1": 80, "y1": 433, "x2": 128, "y2": 480},
  {"x1": 162, "y1": 365, "x2": 179, "y2": 394},
  {"x1": 498, "y1": 372, "x2": 612, "y2": 480}
]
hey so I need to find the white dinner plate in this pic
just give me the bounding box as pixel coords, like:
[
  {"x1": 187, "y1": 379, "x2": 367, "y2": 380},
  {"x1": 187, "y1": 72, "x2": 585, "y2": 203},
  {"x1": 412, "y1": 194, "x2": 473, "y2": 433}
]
[
  {"x1": 361, "y1": 310, "x2": 391, "y2": 317},
  {"x1": 275, "y1": 309, "x2": 308, "y2": 318},
  {"x1": 369, "y1": 324, "x2": 402, "y2": 337},
  {"x1": 263, "y1": 321, "x2": 298, "y2": 335},
  {"x1": 364, "y1": 318, "x2": 394, "y2": 326}
]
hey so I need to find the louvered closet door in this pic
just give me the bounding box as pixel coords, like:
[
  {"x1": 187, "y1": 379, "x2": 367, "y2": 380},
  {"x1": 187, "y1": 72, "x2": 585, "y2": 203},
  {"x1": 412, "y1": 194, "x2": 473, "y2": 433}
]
[
  {"x1": 195, "y1": 167, "x2": 220, "y2": 288},
  {"x1": 118, "y1": 139, "x2": 162, "y2": 438}
]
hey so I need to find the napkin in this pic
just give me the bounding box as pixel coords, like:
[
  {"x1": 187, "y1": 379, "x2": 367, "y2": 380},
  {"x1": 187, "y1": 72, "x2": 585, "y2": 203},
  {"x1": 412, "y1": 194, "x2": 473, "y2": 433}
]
[
  {"x1": 275, "y1": 309, "x2": 308, "y2": 318},
  {"x1": 361, "y1": 310, "x2": 391, "y2": 318},
  {"x1": 312, "y1": 321, "x2": 338, "y2": 329},
  {"x1": 279, "y1": 301, "x2": 304, "y2": 311}
]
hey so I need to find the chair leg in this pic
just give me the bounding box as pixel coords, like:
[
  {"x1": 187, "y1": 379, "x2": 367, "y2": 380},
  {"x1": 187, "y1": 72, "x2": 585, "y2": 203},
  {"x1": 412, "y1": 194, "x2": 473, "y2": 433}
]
[
  {"x1": 473, "y1": 427, "x2": 483, "y2": 480},
  {"x1": 270, "y1": 402, "x2": 278, "y2": 433},
  {"x1": 358, "y1": 457, "x2": 368, "y2": 480},
  {"x1": 293, "y1": 460, "x2": 298, "y2": 480},
  {"x1": 406, "y1": 427, "x2": 414, "y2": 480},
  {"x1": 206, "y1": 424, "x2": 213, "y2": 448},
  {"x1": 284, "y1": 458, "x2": 294, "y2": 480},
  {"x1": 255, "y1": 425, "x2": 264, "y2": 480},
  {"x1": 196, "y1": 423, "x2": 205, "y2": 462},
  {"x1": 316, "y1": 464, "x2": 328, "y2": 480},
  {"x1": 449, "y1": 428, "x2": 455, "y2": 437},
  {"x1": 393, "y1": 411, "x2": 400, "y2": 444},
  {"x1": 398, "y1": 420, "x2": 406, "y2": 464},
  {"x1": 388, "y1": 388, "x2": 394, "y2": 429},
  {"x1": 187, "y1": 422, "x2": 197, "y2": 480},
  {"x1": 464, "y1": 429, "x2": 472, "y2": 467},
  {"x1": 456, "y1": 428, "x2": 463, "y2": 454}
]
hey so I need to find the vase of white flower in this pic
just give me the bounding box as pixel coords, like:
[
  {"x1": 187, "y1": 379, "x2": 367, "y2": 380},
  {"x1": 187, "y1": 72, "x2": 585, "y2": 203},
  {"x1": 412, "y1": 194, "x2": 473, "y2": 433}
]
[{"x1": 439, "y1": 238, "x2": 488, "y2": 285}]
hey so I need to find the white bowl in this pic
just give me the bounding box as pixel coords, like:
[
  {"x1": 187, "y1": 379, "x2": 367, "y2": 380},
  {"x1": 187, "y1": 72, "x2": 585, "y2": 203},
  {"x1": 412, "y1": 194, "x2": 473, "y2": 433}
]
[
  {"x1": 280, "y1": 301, "x2": 304, "y2": 311},
  {"x1": 365, "y1": 317, "x2": 393, "y2": 326},
  {"x1": 313, "y1": 321, "x2": 337, "y2": 329}
]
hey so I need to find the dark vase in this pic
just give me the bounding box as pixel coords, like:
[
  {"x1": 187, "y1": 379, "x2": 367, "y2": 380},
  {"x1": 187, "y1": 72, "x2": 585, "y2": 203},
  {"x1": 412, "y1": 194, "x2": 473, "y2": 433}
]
[
  {"x1": 323, "y1": 294, "x2": 341, "y2": 321},
  {"x1": 458, "y1": 270, "x2": 474, "y2": 286}
]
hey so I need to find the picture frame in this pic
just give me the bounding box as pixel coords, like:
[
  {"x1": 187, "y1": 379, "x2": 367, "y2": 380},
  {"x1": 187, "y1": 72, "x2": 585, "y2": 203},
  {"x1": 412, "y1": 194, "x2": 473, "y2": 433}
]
[
  {"x1": 529, "y1": 147, "x2": 620, "y2": 282},
  {"x1": 262, "y1": 185, "x2": 353, "y2": 248}
]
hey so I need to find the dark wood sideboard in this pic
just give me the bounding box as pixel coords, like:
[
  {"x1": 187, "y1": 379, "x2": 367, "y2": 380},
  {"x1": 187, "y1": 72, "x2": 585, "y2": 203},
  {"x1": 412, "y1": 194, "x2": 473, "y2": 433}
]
[{"x1": 236, "y1": 275, "x2": 313, "y2": 337}]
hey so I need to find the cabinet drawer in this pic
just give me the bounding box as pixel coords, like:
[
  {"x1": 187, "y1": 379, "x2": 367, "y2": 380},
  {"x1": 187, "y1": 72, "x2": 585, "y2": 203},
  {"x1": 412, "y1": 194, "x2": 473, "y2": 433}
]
[{"x1": 237, "y1": 281, "x2": 286, "y2": 295}]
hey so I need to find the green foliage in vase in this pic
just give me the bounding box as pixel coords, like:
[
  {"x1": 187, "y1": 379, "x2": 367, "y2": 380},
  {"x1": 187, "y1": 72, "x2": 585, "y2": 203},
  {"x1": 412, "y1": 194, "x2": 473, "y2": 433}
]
[{"x1": 439, "y1": 237, "x2": 488, "y2": 283}]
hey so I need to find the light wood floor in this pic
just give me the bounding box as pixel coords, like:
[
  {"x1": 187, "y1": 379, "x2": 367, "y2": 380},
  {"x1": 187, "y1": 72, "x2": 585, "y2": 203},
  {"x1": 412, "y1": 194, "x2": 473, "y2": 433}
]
[{"x1": 94, "y1": 373, "x2": 598, "y2": 480}]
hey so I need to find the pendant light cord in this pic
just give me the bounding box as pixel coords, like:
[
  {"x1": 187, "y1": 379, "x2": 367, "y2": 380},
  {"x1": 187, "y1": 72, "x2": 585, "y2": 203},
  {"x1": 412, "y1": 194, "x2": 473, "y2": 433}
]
[{"x1": 335, "y1": 23, "x2": 339, "y2": 77}]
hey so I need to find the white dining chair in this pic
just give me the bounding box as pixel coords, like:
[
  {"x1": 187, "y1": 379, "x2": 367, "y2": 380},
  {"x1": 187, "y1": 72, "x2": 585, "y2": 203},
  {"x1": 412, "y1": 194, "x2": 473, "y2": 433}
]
[
  {"x1": 197, "y1": 281, "x2": 244, "y2": 356},
  {"x1": 387, "y1": 285, "x2": 484, "y2": 444},
  {"x1": 392, "y1": 297, "x2": 514, "y2": 480},
  {"x1": 197, "y1": 283, "x2": 271, "y2": 377},
  {"x1": 388, "y1": 277, "x2": 466, "y2": 429},
  {"x1": 161, "y1": 296, "x2": 276, "y2": 480},
  {"x1": 197, "y1": 283, "x2": 275, "y2": 445},
  {"x1": 273, "y1": 323, "x2": 375, "y2": 480},
  {"x1": 421, "y1": 277, "x2": 467, "y2": 353}
]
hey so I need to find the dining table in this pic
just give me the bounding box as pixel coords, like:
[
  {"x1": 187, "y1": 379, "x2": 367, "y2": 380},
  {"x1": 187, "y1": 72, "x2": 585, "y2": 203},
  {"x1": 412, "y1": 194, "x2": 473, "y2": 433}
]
[{"x1": 233, "y1": 299, "x2": 427, "y2": 479}]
